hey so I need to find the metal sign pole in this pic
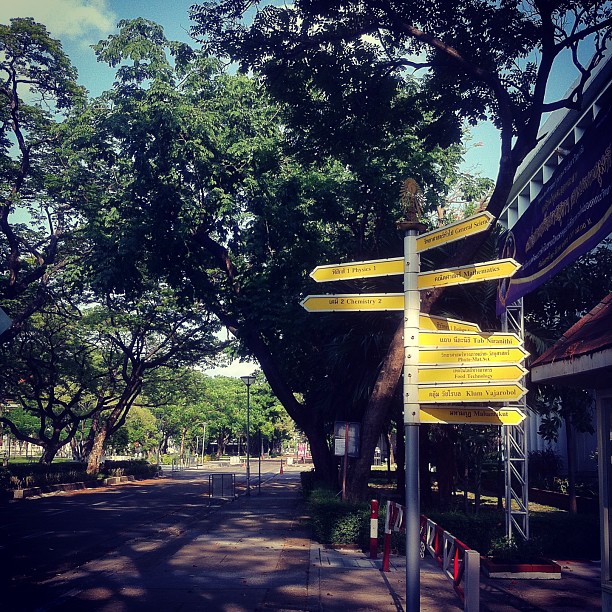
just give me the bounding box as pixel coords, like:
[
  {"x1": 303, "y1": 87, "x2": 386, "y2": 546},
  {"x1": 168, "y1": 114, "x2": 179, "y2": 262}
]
[{"x1": 398, "y1": 179, "x2": 426, "y2": 612}]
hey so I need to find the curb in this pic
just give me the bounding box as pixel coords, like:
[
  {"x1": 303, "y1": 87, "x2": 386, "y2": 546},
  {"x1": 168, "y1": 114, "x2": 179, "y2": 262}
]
[{"x1": 9, "y1": 475, "x2": 137, "y2": 500}]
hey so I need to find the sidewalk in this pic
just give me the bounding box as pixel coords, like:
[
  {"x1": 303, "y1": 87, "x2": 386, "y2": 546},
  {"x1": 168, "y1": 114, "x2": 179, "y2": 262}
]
[{"x1": 32, "y1": 470, "x2": 601, "y2": 611}]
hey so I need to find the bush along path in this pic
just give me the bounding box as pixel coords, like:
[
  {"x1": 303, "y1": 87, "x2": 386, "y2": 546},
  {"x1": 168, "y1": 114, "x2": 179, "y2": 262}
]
[{"x1": 0, "y1": 460, "x2": 160, "y2": 500}]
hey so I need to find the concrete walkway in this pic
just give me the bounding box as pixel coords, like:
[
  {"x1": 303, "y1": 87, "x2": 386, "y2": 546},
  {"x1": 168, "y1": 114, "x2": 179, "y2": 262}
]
[{"x1": 28, "y1": 470, "x2": 601, "y2": 611}]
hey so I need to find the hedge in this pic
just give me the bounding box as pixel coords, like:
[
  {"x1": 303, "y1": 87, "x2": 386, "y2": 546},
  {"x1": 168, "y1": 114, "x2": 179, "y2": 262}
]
[{"x1": 0, "y1": 460, "x2": 159, "y2": 492}]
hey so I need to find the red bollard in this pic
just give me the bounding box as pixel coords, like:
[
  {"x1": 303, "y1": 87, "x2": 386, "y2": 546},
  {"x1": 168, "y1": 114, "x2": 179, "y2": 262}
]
[
  {"x1": 279, "y1": 458, "x2": 283, "y2": 474},
  {"x1": 370, "y1": 499, "x2": 379, "y2": 559}
]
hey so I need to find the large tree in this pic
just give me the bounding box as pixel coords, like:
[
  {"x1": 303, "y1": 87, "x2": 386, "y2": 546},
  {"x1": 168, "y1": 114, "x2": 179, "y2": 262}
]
[
  {"x1": 59, "y1": 19, "x2": 467, "y2": 494},
  {"x1": 0, "y1": 302, "x2": 101, "y2": 464},
  {"x1": 79, "y1": 287, "x2": 221, "y2": 473},
  {"x1": 190, "y1": 0, "x2": 612, "y2": 499},
  {"x1": 0, "y1": 18, "x2": 85, "y2": 340}
]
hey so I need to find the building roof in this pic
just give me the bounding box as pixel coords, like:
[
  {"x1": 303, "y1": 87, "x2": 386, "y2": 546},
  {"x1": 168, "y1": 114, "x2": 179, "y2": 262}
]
[{"x1": 531, "y1": 293, "x2": 612, "y2": 388}]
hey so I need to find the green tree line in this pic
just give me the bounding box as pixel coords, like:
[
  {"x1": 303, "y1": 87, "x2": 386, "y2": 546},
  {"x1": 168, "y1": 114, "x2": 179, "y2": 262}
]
[{"x1": 1, "y1": 4, "x2": 611, "y2": 502}]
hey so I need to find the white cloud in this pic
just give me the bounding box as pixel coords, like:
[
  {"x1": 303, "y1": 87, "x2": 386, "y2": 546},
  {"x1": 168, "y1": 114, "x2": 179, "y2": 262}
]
[{"x1": 1, "y1": 0, "x2": 116, "y2": 39}]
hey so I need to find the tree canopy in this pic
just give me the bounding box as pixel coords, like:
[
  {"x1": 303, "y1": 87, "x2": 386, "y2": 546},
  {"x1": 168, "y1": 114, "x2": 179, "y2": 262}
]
[
  {"x1": 191, "y1": 0, "x2": 612, "y2": 218},
  {"x1": 51, "y1": 17, "x2": 478, "y2": 495},
  {"x1": 0, "y1": 18, "x2": 85, "y2": 340}
]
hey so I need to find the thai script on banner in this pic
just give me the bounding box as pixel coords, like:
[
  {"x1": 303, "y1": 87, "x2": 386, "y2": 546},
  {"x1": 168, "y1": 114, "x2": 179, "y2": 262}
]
[{"x1": 497, "y1": 102, "x2": 612, "y2": 314}]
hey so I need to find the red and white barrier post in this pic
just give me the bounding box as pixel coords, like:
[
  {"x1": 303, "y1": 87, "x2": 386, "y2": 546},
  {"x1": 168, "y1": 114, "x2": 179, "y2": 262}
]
[{"x1": 369, "y1": 499, "x2": 379, "y2": 559}]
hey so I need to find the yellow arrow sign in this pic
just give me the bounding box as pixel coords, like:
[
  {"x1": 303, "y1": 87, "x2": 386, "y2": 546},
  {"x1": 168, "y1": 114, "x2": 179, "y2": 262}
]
[
  {"x1": 418, "y1": 383, "x2": 527, "y2": 403},
  {"x1": 418, "y1": 258, "x2": 521, "y2": 290},
  {"x1": 301, "y1": 298, "x2": 486, "y2": 333},
  {"x1": 418, "y1": 364, "x2": 527, "y2": 384},
  {"x1": 419, "y1": 314, "x2": 481, "y2": 333},
  {"x1": 416, "y1": 211, "x2": 494, "y2": 252},
  {"x1": 419, "y1": 346, "x2": 529, "y2": 365},
  {"x1": 420, "y1": 330, "x2": 522, "y2": 349},
  {"x1": 419, "y1": 405, "x2": 526, "y2": 425},
  {"x1": 310, "y1": 257, "x2": 403, "y2": 282},
  {"x1": 300, "y1": 293, "x2": 403, "y2": 312}
]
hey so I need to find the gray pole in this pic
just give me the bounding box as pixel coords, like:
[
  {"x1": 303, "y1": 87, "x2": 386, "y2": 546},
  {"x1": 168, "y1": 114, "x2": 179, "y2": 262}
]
[
  {"x1": 241, "y1": 375, "x2": 256, "y2": 497},
  {"x1": 246, "y1": 383, "x2": 251, "y2": 496},
  {"x1": 398, "y1": 180, "x2": 426, "y2": 612},
  {"x1": 201, "y1": 424, "x2": 206, "y2": 466}
]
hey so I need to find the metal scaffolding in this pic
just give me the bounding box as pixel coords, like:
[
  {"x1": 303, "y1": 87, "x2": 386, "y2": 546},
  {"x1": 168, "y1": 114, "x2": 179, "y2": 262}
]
[{"x1": 501, "y1": 298, "x2": 530, "y2": 541}]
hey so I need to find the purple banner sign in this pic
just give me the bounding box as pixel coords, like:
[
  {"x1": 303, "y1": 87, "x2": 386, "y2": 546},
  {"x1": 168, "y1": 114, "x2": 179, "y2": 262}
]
[{"x1": 497, "y1": 102, "x2": 612, "y2": 314}]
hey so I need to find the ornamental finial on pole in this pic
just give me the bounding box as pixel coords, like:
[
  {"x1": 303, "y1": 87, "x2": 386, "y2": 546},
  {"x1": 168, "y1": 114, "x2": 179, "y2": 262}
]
[{"x1": 397, "y1": 178, "x2": 427, "y2": 232}]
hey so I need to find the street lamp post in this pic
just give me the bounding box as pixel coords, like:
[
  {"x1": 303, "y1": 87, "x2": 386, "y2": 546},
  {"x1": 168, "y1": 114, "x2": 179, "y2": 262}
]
[
  {"x1": 240, "y1": 375, "x2": 256, "y2": 496},
  {"x1": 201, "y1": 423, "x2": 206, "y2": 466}
]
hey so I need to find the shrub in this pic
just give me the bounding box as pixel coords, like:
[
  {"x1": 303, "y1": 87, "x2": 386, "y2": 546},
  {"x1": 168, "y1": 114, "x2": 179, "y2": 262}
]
[
  {"x1": 2, "y1": 462, "x2": 96, "y2": 490},
  {"x1": 1, "y1": 459, "x2": 159, "y2": 491},
  {"x1": 488, "y1": 536, "x2": 544, "y2": 562},
  {"x1": 102, "y1": 459, "x2": 159, "y2": 478},
  {"x1": 426, "y1": 510, "x2": 504, "y2": 554},
  {"x1": 307, "y1": 487, "x2": 370, "y2": 548},
  {"x1": 426, "y1": 508, "x2": 600, "y2": 560},
  {"x1": 300, "y1": 469, "x2": 330, "y2": 498}
]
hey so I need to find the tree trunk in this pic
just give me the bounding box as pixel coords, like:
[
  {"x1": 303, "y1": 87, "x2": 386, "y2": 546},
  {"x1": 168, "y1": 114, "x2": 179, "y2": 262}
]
[
  {"x1": 345, "y1": 321, "x2": 405, "y2": 501},
  {"x1": 180, "y1": 427, "x2": 186, "y2": 463},
  {"x1": 302, "y1": 416, "x2": 337, "y2": 486},
  {"x1": 87, "y1": 420, "x2": 109, "y2": 474},
  {"x1": 39, "y1": 444, "x2": 58, "y2": 465}
]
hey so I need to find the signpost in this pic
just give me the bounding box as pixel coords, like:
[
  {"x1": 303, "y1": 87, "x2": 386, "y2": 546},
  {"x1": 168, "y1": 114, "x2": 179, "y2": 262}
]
[
  {"x1": 416, "y1": 211, "x2": 494, "y2": 252},
  {"x1": 417, "y1": 258, "x2": 520, "y2": 290},
  {"x1": 300, "y1": 293, "x2": 403, "y2": 312},
  {"x1": 419, "y1": 346, "x2": 529, "y2": 365},
  {"x1": 301, "y1": 181, "x2": 523, "y2": 612},
  {"x1": 418, "y1": 382, "x2": 528, "y2": 403},
  {"x1": 419, "y1": 330, "x2": 523, "y2": 349},
  {"x1": 301, "y1": 296, "x2": 485, "y2": 336},
  {"x1": 309, "y1": 257, "x2": 403, "y2": 282},
  {"x1": 419, "y1": 314, "x2": 481, "y2": 332},
  {"x1": 420, "y1": 405, "x2": 526, "y2": 425},
  {"x1": 418, "y1": 364, "x2": 527, "y2": 384}
]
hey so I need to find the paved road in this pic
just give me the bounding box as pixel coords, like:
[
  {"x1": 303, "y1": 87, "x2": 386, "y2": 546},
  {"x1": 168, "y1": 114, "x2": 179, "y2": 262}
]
[
  {"x1": 1, "y1": 462, "x2": 279, "y2": 601},
  {"x1": 2, "y1": 463, "x2": 602, "y2": 611}
]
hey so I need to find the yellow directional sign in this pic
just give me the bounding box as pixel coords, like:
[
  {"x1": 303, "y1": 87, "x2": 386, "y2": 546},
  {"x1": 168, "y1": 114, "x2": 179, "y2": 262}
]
[
  {"x1": 300, "y1": 293, "x2": 403, "y2": 312},
  {"x1": 418, "y1": 364, "x2": 527, "y2": 384},
  {"x1": 310, "y1": 257, "x2": 403, "y2": 282},
  {"x1": 418, "y1": 258, "x2": 521, "y2": 290},
  {"x1": 419, "y1": 346, "x2": 529, "y2": 365},
  {"x1": 419, "y1": 314, "x2": 481, "y2": 333},
  {"x1": 419, "y1": 405, "x2": 527, "y2": 425},
  {"x1": 418, "y1": 383, "x2": 527, "y2": 403},
  {"x1": 416, "y1": 211, "x2": 494, "y2": 253},
  {"x1": 420, "y1": 330, "x2": 522, "y2": 349},
  {"x1": 300, "y1": 297, "x2": 488, "y2": 334}
]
